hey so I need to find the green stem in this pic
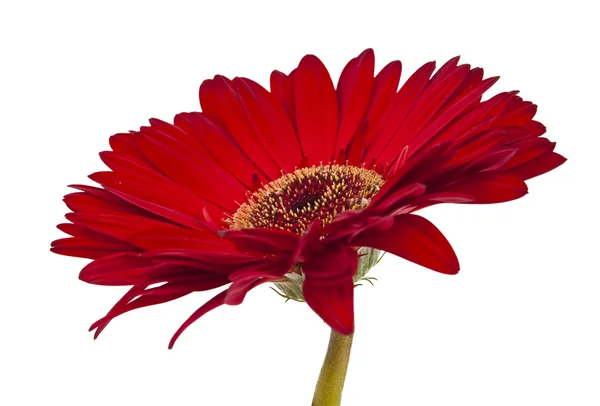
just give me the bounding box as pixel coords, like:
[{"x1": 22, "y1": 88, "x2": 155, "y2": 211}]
[{"x1": 312, "y1": 329, "x2": 354, "y2": 406}]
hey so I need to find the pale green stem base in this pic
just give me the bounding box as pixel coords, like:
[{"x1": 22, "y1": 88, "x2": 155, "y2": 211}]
[{"x1": 312, "y1": 330, "x2": 354, "y2": 406}]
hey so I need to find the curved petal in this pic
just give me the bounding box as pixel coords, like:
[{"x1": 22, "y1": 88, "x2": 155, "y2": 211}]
[
  {"x1": 224, "y1": 276, "x2": 272, "y2": 306},
  {"x1": 301, "y1": 246, "x2": 357, "y2": 334},
  {"x1": 52, "y1": 221, "x2": 143, "y2": 260},
  {"x1": 65, "y1": 212, "x2": 177, "y2": 242},
  {"x1": 509, "y1": 151, "x2": 567, "y2": 181},
  {"x1": 270, "y1": 69, "x2": 296, "y2": 126},
  {"x1": 407, "y1": 75, "x2": 499, "y2": 156},
  {"x1": 134, "y1": 125, "x2": 246, "y2": 211},
  {"x1": 141, "y1": 249, "x2": 267, "y2": 273},
  {"x1": 361, "y1": 60, "x2": 402, "y2": 151},
  {"x1": 174, "y1": 112, "x2": 268, "y2": 187},
  {"x1": 92, "y1": 152, "x2": 225, "y2": 229},
  {"x1": 224, "y1": 260, "x2": 289, "y2": 305},
  {"x1": 352, "y1": 214, "x2": 459, "y2": 275},
  {"x1": 199, "y1": 75, "x2": 281, "y2": 179},
  {"x1": 324, "y1": 183, "x2": 426, "y2": 243},
  {"x1": 303, "y1": 277, "x2": 354, "y2": 335},
  {"x1": 91, "y1": 275, "x2": 230, "y2": 339},
  {"x1": 367, "y1": 61, "x2": 436, "y2": 162},
  {"x1": 169, "y1": 290, "x2": 228, "y2": 349},
  {"x1": 219, "y1": 228, "x2": 300, "y2": 255},
  {"x1": 294, "y1": 220, "x2": 325, "y2": 262},
  {"x1": 346, "y1": 120, "x2": 370, "y2": 166},
  {"x1": 234, "y1": 77, "x2": 303, "y2": 171},
  {"x1": 441, "y1": 172, "x2": 528, "y2": 204},
  {"x1": 336, "y1": 48, "x2": 375, "y2": 152},
  {"x1": 380, "y1": 62, "x2": 472, "y2": 163},
  {"x1": 79, "y1": 252, "x2": 168, "y2": 285},
  {"x1": 51, "y1": 234, "x2": 136, "y2": 259},
  {"x1": 64, "y1": 188, "x2": 145, "y2": 216},
  {"x1": 130, "y1": 227, "x2": 235, "y2": 251},
  {"x1": 293, "y1": 55, "x2": 338, "y2": 165}
]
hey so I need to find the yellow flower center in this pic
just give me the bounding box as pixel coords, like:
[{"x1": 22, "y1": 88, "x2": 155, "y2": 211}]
[{"x1": 229, "y1": 165, "x2": 384, "y2": 234}]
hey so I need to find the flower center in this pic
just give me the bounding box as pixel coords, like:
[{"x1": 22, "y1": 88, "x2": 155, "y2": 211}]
[{"x1": 229, "y1": 164, "x2": 384, "y2": 234}]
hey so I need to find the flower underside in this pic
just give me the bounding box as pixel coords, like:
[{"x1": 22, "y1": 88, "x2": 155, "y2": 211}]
[{"x1": 228, "y1": 164, "x2": 384, "y2": 234}]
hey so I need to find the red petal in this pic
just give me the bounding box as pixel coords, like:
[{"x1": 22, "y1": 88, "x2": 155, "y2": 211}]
[
  {"x1": 302, "y1": 244, "x2": 358, "y2": 281},
  {"x1": 66, "y1": 212, "x2": 176, "y2": 242},
  {"x1": 91, "y1": 275, "x2": 229, "y2": 338},
  {"x1": 134, "y1": 126, "x2": 246, "y2": 211},
  {"x1": 66, "y1": 185, "x2": 150, "y2": 216},
  {"x1": 270, "y1": 70, "x2": 296, "y2": 126},
  {"x1": 143, "y1": 118, "x2": 220, "y2": 167},
  {"x1": 362, "y1": 60, "x2": 402, "y2": 149},
  {"x1": 443, "y1": 172, "x2": 528, "y2": 204},
  {"x1": 352, "y1": 214, "x2": 459, "y2": 275},
  {"x1": 499, "y1": 137, "x2": 555, "y2": 171},
  {"x1": 294, "y1": 220, "x2": 325, "y2": 262},
  {"x1": 446, "y1": 128, "x2": 520, "y2": 172},
  {"x1": 141, "y1": 249, "x2": 267, "y2": 273},
  {"x1": 199, "y1": 75, "x2": 281, "y2": 178},
  {"x1": 373, "y1": 144, "x2": 448, "y2": 205},
  {"x1": 324, "y1": 183, "x2": 425, "y2": 245},
  {"x1": 496, "y1": 98, "x2": 537, "y2": 127},
  {"x1": 224, "y1": 262, "x2": 288, "y2": 306},
  {"x1": 174, "y1": 112, "x2": 268, "y2": 187},
  {"x1": 430, "y1": 55, "x2": 460, "y2": 81},
  {"x1": 89, "y1": 170, "x2": 219, "y2": 230},
  {"x1": 130, "y1": 227, "x2": 235, "y2": 251},
  {"x1": 89, "y1": 285, "x2": 145, "y2": 337},
  {"x1": 380, "y1": 63, "x2": 471, "y2": 163},
  {"x1": 303, "y1": 278, "x2": 354, "y2": 335},
  {"x1": 408, "y1": 76, "x2": 499, "y2": 156},
  {"x1": 464, "y1": 148, "x2": 518, "y2": 173},
  {"x1": 509, "y1": 151, "x2": 566, "y2": 180},
  {"x1": 109, "y1": 133, "x2": 149, "y2": 164},
  {"x1": 302, "y1": 244, "x2": 358, "y2": 334},
  {"x1": 224, "y1": 277, "x2": 269, "y2": 306},
  {"x1": 293, "y1": 55, "x2": 338, "y2": 165},
  {"x1": 436, "y1": 92, "x2": 513, "y2": 147},
  {"x1": 79, "y1": 252, "x2": 159, "y2": 285},
  {"x1": 367, "y1": 61, "x2": 436, "y2": 162},
  {"x1": 99, "y1": 149, "x2": 227, "y2": 207},
  {"x1": 56, "y1": 223, "x2": 100, "y2": 237},
  {"x1": 450, "y1": 67, "x2": 485, "y2": 102},
  {"x1": 63, "y1": 192, "x2": 128, "y2": 215},
  {"x1": 335, "y1": 49, "x2": 375, "y2": 152},
  {"x1": 367, "y1": 183, "x2": 427, "y2": 217},
  {"x1": 301, "y1": 246, "x2": 357, "y2": 334},
  {"x1": 51, "y1": 236, "x2": 136, "y2": 259},
  {"x1": 524, "y1": 120, "x2": 546, "y2": 137},
  {"x1": 346, "y1": 120, "x2": 370, "y2": 166},
  {"x1": 234, "y1": 77, "x2": 303, "y2": 172},
  {"x1": 220, "y1": 228, "x2": 300, "y2": 255},
  {"x1": 169, "y1": 290, "x2": 227, "y2": 349}
]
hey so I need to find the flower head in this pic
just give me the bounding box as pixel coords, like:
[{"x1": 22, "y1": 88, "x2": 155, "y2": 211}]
[{"x1": 51, "y1": 49, "x2": 565, "y2": 348}]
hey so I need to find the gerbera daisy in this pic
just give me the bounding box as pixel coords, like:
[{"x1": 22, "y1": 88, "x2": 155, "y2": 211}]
[{"x1": 51, "y1": 49, "x2": 564, "y2": 405}]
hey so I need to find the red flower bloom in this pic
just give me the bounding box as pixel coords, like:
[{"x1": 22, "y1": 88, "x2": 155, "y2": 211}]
[{"x1": 51, "y1": 49, "x2": 565, "y2": 348}]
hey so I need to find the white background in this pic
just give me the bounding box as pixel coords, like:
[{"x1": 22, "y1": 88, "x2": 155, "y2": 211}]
[{"x1": 1, "y1": 1, "x2": 598, "y2": 405}]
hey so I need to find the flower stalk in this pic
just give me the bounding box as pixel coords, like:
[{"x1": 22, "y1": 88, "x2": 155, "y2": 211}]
[{"x1": 312, "y1": 329, "x2": 354, "y2": 406}]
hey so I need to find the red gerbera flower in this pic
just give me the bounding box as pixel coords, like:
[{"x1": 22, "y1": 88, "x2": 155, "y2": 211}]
[{"x1": 51, "y1": 49, "x2": 565, "y2": 350}]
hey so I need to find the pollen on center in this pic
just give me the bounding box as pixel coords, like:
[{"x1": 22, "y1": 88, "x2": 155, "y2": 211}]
[{"x1": 228, "y1": 164, "x2": 384, "y2": 234}]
